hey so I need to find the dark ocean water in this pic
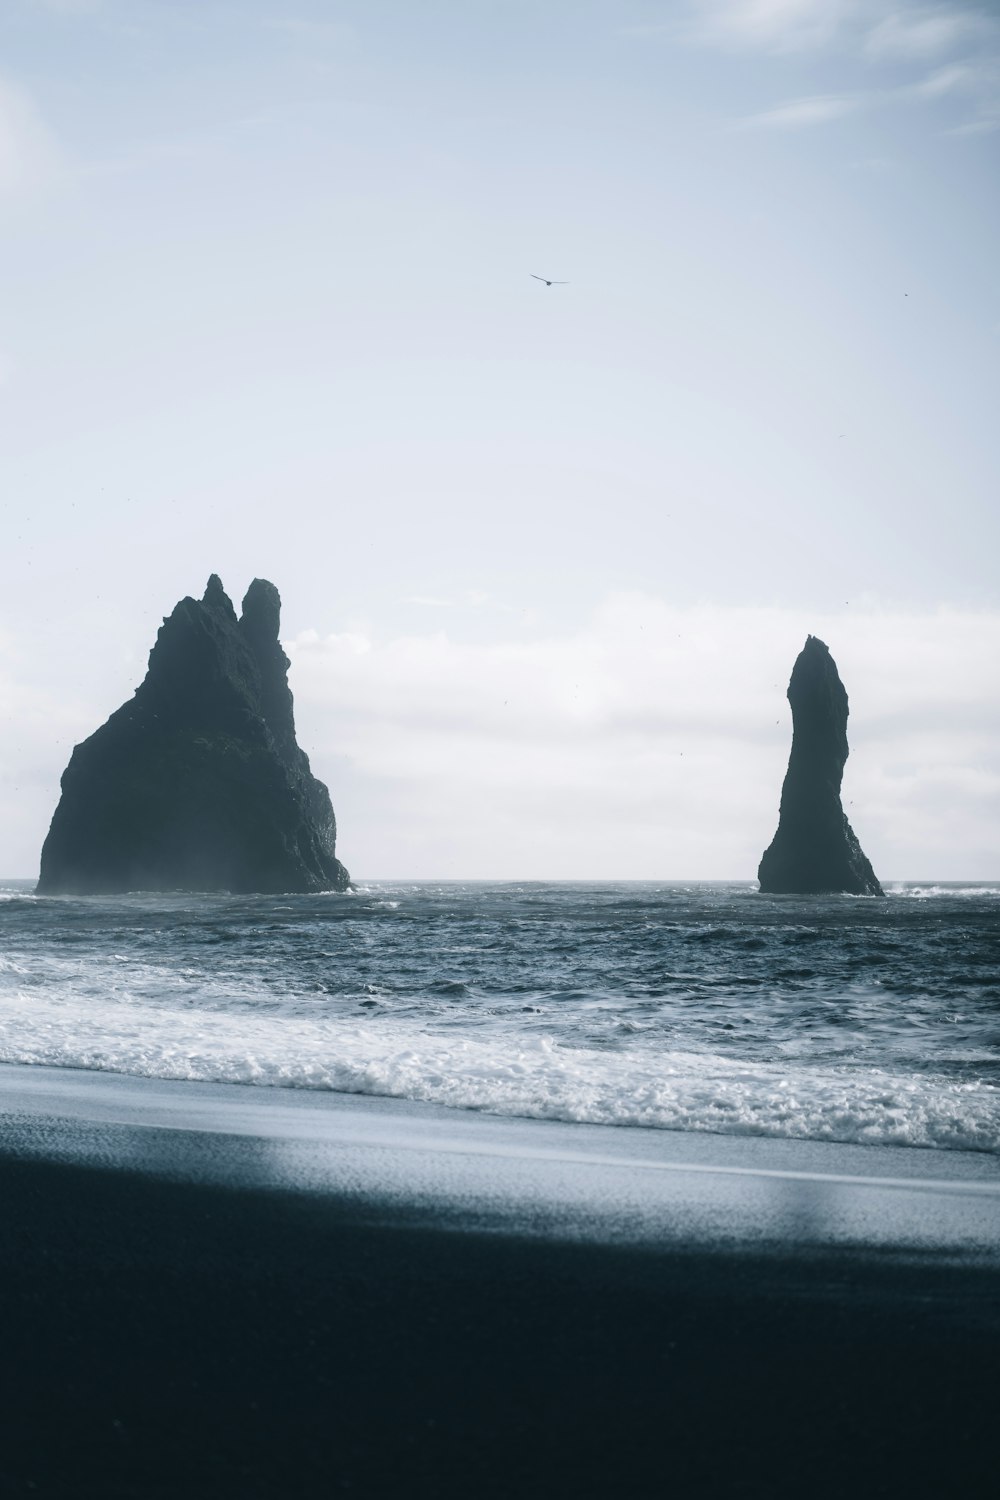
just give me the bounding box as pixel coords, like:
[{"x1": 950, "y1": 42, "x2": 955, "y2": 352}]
[{"x1": 1, "y1": 880, "x2": 998, "y2": 1151}]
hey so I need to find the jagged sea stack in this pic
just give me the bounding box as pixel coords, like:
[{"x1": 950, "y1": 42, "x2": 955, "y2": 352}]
[
  {"x1": 758, "y1": 636, "x2": 881, "y2": 896},
  {"x1": 37, "y1": 576, "x2": 349, "y2": 894}
]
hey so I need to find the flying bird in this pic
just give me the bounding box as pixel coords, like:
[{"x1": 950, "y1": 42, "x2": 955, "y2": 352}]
[{"x1": 531, "y1": 275, "x2": 568, "y2": 286}]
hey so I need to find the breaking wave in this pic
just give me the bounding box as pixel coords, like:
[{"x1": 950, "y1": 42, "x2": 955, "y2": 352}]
[{"x1": 0, "y1": 988, "x2": 996, "y2": 1153}]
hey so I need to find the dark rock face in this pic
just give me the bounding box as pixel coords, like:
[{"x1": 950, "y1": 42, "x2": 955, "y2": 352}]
[
  {"x1": 758, "y1": 636, "x2": 881, "y2": 896},
  {"x1": 37, "y1": 577, "x2": 349, "y2": 895}
]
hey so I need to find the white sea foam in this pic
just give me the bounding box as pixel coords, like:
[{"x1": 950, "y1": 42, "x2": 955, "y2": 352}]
[
  {"x1": 886, "y1": 884, "x2": 1000, "y2": 899},
  {"x1": 0, "y1": 988, "x2": 996, "y2": 1153}
]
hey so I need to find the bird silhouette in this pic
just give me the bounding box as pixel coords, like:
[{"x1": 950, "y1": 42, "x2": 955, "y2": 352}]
[{"x1": 531, "y1": 275, "x2": 568, "y2": 286}]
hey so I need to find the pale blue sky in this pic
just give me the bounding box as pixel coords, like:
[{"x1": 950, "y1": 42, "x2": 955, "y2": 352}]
[{"x1": 1, "y1": 0, "x2": 998, "y2": 878}]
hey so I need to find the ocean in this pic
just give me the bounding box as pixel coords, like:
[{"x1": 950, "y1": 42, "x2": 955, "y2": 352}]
[{"x1": 1, "y1": 879, "x2": 998, "y2": 1154}]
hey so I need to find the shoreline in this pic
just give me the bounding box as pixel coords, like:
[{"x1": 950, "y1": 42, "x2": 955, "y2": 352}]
[
  {"x1": 3, "y1": 1060, "x2": 999, "y2": 1260},
  {"x1": 2, "y1": 1064, "x2": 999, "y2": 1496}
]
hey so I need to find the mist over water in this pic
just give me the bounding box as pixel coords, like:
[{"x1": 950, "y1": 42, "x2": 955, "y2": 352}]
[{"x1": 1, "y1": 881, "x2": 997, "y2": 1152}]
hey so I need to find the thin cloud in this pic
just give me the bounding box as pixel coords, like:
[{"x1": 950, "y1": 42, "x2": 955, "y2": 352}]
[
  {"x1": 690, "y1": 0, "x2": 858, "y2": 53},
  {"x1": 865, "y1": 8, "x2": 991, "y2": 60},
  {"x1": 911, "y1": 55, "x2": 1000, "y2": 133},
  {"x1": 911, "y1": 63, "x2": 975, "y2": 97},
  {"x1": 5, "y1": 601, "x2": 999, "y2": 880},
  {"x1": 739, "y1": 93, "x2": 861, "y2": 128},
  {"x1": 861, "y1": 7, "x2": 1000, "y2": 135},
  {"x1": 946, "y1": 115, "x2": 1000, "y2": 137},
  {"x1": 684, "y1": 0, "x2": 1000, "y2": 138},
  {"x1": 284, "y1": 598, "x2": 1000, "y2": 880},
  {"x1": 859, "y1": 8, "x2": 1000, "y2": 135},
  {"x1": 690, "y1": 0, "x2": 993, "y2": 59}
]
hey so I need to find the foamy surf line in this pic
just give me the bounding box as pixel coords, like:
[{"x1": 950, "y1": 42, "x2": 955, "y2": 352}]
[
  {"x1": 884, "y1": 883, "x2": 1000, "y2": 898},
  {"x1": 3, "y1": 1063, "x2": 999, "y2": 1257},
  {"x1": 1, "y1": 991, "x2": 997, "y2": 1153}
]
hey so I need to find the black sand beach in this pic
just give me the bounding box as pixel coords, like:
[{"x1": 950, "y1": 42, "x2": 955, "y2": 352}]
[{"x1": 2, "y1": 1067, "x2": 998, "y2": 1499}]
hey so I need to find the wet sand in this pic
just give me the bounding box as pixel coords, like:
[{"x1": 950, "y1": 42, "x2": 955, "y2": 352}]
[{"x1": 1, "y1": 1065, "x2": 998, "y2": 1497}]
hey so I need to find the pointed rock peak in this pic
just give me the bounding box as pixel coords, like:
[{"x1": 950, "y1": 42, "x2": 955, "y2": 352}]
[
  {"x1": 787, "y1": 635, "x2": 849, "y2": 754},
  {"x1": 797, "y1": 635, "x2": 835, "y2": 668},
  {"x1": 202, "y1": 574, "x2": 237, "y2": 619},
  {"x1": 240, "y1": 578, "x2": 281, "y2": 643},
  {"x1": 793, "y1": 636, "x2": 836, "y2": 674}
]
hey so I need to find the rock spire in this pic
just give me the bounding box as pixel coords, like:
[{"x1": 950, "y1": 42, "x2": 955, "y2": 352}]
[
  {"x1": 37, "y1": 576, "x2": 349, "y2": 895},
  {"x1": 758, "y1": 635, "x2": 881, "y2": 896}
]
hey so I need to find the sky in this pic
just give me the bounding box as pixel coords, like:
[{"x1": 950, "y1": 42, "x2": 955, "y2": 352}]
[{"x1": 1, "y1": 0, "x2": 998, "y2": 880}]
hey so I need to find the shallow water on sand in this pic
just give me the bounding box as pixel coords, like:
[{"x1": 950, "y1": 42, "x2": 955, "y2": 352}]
[{"x1": 1, "y1": 880, "x2": 998, "y2": 1152}]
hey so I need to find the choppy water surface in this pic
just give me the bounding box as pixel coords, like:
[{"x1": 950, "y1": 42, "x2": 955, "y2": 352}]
[{"x1": 1, "y1": 881, "x2": 998, "y2": 1151}]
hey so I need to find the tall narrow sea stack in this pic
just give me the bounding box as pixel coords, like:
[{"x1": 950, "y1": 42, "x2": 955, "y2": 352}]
[
  {"x1": 37, "y1": 576, "x2": 349, "y2": 895},
  {"x1": 758, "y1": 636, "x2": 881, "y2": 896}
]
